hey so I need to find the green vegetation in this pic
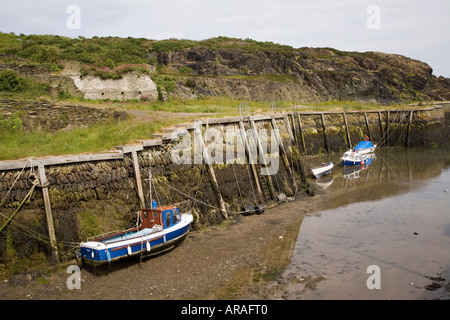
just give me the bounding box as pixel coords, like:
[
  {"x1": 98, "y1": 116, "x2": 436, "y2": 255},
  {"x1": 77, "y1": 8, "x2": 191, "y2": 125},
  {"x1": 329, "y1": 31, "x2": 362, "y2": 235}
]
[
  {"x1": 0, "y1": 111, "x2": 23, "y2": 135},
  {"x1": 0, "y1": 69, "x2": 49, "y2": 99},
  {"x1": 0, "y1": 32, "x2": 296, "y2": 70},
  {"x1": 0, "y1": 31, "x2": 422, "y2": 162},
  {"x1": 0, "y1": 115, "x2": 176, "y2": 160}
]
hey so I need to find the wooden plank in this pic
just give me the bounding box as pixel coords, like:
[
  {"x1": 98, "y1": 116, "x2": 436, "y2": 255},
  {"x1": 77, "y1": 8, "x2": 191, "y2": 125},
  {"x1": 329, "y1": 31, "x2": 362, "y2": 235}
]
[
  {"x1": 0, "y1": 152, "x2": 124, "y2": 171},
  {"x1": 139, "y1": 139, "x2": 163, "y2": 147},
  {"x1": 116, "y1": 145, "x2": 144, "y2": 154},
  {"x1": 37, "y1": 165, "x2": 58, "y2": 263}
]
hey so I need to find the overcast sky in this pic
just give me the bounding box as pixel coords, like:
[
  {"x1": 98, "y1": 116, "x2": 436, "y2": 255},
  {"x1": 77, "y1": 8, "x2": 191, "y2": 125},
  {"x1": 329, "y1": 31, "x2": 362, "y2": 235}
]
[{"x1": 1, "y1": 0, "x2": 449, "y2": 77}]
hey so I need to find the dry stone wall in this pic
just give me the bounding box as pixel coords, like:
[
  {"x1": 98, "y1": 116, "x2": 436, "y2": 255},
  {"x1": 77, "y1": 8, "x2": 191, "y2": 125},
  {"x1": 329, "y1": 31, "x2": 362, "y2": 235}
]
[{"x1": 0, "y1": 99, "x2": 128, "y2": 132}]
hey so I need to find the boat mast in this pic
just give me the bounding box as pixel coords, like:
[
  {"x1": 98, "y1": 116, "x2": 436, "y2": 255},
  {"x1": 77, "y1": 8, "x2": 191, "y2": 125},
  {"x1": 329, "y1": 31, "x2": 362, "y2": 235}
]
[{"x1": 147, "y1": 153, "x2": 153, "y2": 208}]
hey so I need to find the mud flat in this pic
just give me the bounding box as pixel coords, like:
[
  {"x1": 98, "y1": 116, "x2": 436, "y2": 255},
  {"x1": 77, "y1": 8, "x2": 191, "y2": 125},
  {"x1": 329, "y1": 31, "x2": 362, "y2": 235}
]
[{"x1": 0, "y1": 190, "x2": 325, "y2": 300}]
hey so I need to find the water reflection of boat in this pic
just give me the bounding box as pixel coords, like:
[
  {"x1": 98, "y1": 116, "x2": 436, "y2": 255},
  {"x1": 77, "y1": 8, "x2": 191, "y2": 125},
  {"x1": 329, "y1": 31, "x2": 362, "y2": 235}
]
[
  {"x1": 342, "y1": 154, "x2": 375, "y2": 179},
  {"x1": 343, "y1": 166, "x2": 362, "y2": 179},
  {"x1": 315, "y1": 175, "x2": 334, "y2": 188},
  {"x1": 310, "y1": 161, "x2": 334, "y2": 178}
]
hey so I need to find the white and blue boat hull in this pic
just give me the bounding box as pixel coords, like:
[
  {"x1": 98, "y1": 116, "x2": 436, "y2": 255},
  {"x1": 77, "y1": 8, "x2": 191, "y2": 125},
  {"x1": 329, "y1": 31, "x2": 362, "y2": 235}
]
[{"x1": 80, "y1": 213, "x2": 193, "y2": 266}]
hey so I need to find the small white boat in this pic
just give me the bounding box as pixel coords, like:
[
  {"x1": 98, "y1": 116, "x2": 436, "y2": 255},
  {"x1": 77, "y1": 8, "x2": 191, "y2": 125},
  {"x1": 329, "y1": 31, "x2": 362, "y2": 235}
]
[
  {"x1": 310, "y1": 161, "x2": 334, "y2": 178},
  {"x1": 340, "y1": 150, "x2": 368, "y2": 166}
]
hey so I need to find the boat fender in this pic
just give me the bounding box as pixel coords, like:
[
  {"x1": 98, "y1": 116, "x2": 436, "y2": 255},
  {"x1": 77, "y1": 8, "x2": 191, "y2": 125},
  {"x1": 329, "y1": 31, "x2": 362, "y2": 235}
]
[
  {"x1": 127, "y1": 246, "x2": 132, "y2": 256},
  {"x1": 276, "y1": 193, "x2": 287, "y2": 202},
  {"x1": 146, "y1": 241, "x2": 151, "y2": 252}
]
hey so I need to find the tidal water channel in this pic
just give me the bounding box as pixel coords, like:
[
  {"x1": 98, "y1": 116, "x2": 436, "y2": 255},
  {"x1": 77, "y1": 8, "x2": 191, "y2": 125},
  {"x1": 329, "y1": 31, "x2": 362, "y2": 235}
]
[{"x1": 278, "y1": 147, "x2": 450, "y2": 300}]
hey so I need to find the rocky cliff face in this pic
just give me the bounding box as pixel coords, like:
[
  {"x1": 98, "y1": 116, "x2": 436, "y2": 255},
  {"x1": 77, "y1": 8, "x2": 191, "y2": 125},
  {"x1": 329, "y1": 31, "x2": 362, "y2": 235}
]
[
  {"x1": 2, "y1": 34, "x2": 449, "y2": 104},
  {"x1": 155, "y1": 46, "x2": 450, "y2": 103}
]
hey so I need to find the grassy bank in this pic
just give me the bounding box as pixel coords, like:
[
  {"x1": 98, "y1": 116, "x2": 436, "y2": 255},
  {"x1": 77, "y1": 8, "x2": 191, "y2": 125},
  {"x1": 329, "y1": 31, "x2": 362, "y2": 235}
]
[{"x1": 0, "y1": 96, "x2": 421, "y2": 161}]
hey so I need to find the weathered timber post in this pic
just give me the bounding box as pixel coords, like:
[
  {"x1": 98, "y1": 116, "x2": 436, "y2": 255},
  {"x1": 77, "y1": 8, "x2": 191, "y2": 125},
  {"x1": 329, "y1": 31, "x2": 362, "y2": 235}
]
[
  {"x1": 117, "y1": 145, "x2": 146, "y2": 208},
  {"x1": 284, "y1": 115, "x2": 306, "y2": 183},
  {"x1": 271, "y1": 117, "x2": 298, "y2": 194},
  {"x1": 364, "y1": 112, "x2": 372, "y2": 141},
  {"x1": 238, "y1": 121, "x2": 264, "y2": 203},
  {"x1": 250, "y1": 120, "x2": 275, "y2": 200},
  {"x1": 386, "y1": 111, "x2": 390, "y2": 144},
  {"x1": 37, "y1": 165, "x2": 58, "y2": 263},
  {"x1": 343, "y1": 112, "x2": 352, "y2": 149},
  {"x1": 296, "y1": 112, "x2": 307, "y2": 154},
  {"x1": 194, "y1": 125, "x2": 228, "y2": 219},
  {"x1": 284, "y1": 115, "x2": 296, "y2": 146},
  {"x1": 406, "y1": 110, "x2": 414, "y2": 148},
  {"x1": 290, "y1": 113, "x2": 298, "y2": 146},
  {"x1": 320, "y1": 113, "x2": 329, "y2": 153},
  {"x1": 378, "y1": 111, "x2": 385, "y2": 144}
]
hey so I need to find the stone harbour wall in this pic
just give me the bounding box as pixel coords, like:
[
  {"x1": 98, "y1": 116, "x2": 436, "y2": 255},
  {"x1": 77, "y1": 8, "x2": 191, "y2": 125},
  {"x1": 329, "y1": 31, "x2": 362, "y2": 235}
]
[{"x1": 0, "y1": 105, "x2": 449, "y2": 265}]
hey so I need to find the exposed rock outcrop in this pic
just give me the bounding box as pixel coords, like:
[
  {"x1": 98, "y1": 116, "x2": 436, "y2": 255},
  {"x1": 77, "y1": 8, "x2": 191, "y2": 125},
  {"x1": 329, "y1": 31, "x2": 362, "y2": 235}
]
[{"x1": 157, "y1": 47, "x2": 450, "y2": 103}]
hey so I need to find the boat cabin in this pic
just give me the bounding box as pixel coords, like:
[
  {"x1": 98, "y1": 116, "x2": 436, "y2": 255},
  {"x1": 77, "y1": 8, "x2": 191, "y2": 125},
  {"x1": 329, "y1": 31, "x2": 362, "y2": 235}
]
[
  {"x1": 343, "y1": 151, "x2": 362, "y2": 161},
  {"x1": 138, "y1": 206, "x2": 181, "y2": 230}
]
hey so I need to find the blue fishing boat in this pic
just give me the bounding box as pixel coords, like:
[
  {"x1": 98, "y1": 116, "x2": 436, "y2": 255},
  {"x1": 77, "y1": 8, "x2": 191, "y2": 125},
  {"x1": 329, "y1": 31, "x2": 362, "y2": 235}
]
[{"x1": 78, "y1": 203, "x2": 193, "y2": 267}]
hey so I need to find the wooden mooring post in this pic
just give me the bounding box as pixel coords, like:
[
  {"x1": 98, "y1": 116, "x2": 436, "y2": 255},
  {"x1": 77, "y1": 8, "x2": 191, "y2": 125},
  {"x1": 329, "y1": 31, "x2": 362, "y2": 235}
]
[
  {"x1": 320, "y1": 113, "x2": 329, "y2": 153},
  {"x1": 296, "y1": 112, "x2": 307, "y2": 154},
  {"x1": 378, "y1": 111, "x2": 385, "y2": 145},
  {"x1": 406, "y1": 110, "x2": 414, "y2": 148},
  {"x1": 37, "y1": 165, "x2": 58, "y2": 263},
  {"x1": 116, "y1": 145, "x2": 146, "y2": 208},
  {"x1": 342, "y1": 112, "x2": 352, "y2": 149},
  {"x1": 364, "y1": 112, "x2": 372, "y2": 141}
]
